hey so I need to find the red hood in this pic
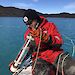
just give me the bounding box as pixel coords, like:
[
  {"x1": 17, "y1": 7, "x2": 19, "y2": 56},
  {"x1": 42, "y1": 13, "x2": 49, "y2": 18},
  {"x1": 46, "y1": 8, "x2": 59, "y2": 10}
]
[{"x1": 39, "y1": 16, "x2": 48, "y2": 28}]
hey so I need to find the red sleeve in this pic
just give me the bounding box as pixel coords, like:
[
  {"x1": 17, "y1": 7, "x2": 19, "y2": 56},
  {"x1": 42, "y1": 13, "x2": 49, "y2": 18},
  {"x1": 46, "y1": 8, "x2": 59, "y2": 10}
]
[
  {"x1": 48, "y1": 22, "x2": 63, "y2": 45},
  {"x1": 32, "y1": 22, "x2": 63, "y2": 47}
]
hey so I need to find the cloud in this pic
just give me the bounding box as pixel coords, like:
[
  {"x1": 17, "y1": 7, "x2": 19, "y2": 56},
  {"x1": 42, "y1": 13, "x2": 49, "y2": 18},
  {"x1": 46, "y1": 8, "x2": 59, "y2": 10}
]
[
  {"x1": 64, "y1": 2, "x2": 75, "y2": 9},
  {"x1": 32, "y1": 0, "x2": 39, "y2": 2},
  {"x1": 13, "y1": 3, "x2": 33, "y2": 9},
  {"x1": 2, "y1": 3, "x2": 34, "y2": 9}
]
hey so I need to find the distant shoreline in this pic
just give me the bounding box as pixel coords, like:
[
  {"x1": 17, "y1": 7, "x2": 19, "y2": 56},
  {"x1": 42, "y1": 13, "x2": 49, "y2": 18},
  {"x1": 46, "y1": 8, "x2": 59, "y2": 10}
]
[{"x1": 0, "y1": 5, "x2": 75, "y2": 18}]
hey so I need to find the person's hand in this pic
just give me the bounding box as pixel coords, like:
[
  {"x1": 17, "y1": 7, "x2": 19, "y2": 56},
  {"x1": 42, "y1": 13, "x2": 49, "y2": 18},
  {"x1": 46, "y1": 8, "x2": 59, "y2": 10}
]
[
  {"x1": 30, "y1": 28, "x2": 40, "y2": 37},
  {"x1": 42, "y1": 33, "x2": 49, "y2": 42},
  {"x1": 9, "y1": 61, "x2": 15, "y2": 67},
  {"x1": 9, "y1": 61, "x2": 18, "y2": 73}
]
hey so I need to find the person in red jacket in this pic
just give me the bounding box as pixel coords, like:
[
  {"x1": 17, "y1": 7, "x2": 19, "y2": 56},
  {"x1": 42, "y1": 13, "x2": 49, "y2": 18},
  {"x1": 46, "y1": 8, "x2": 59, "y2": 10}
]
[
  {"x1": 23, "y1": 9, "x2": 64, "y2": 75},
  {"x1": 9, "y1": 9, "x2": 75, "y2": 75}
]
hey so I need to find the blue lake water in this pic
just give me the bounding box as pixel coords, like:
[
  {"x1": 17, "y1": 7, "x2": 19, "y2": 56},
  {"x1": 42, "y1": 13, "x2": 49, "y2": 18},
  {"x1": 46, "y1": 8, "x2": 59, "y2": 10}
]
[{"x1": 0, "y1": 17, "x2": 75, "y2": 75}]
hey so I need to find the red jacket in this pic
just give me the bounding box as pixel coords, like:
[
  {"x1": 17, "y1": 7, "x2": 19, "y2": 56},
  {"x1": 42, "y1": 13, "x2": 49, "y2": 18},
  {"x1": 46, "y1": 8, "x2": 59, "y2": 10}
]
[{"x1": 24, "y1": 16, "x2": 63, "y2": 64}]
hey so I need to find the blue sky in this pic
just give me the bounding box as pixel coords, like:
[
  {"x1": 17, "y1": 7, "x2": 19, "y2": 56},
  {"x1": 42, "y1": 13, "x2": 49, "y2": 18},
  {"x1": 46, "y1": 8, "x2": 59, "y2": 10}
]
[{"x1": 0, "y1": 0, "x2": 75, "y2": 14}]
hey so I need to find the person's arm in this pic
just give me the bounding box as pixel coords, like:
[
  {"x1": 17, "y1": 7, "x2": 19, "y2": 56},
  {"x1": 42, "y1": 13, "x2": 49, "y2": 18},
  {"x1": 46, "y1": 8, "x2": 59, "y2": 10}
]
[
  {"x1": 34, "y1": 22, "x2": 63, "y2": 48},
  {"x1": 29, "y1": 22, "x2": 63, "y2": 48},
  {"x1": 46, "y1": 22, "x2": 63, "y2": 48}
]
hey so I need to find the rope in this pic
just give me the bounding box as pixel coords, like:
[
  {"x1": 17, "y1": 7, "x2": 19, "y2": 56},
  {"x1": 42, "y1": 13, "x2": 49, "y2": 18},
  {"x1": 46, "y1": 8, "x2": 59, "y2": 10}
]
[
  {"x1": 62, "y1": 34, "x2": 75, "y2": 57},
  {"x1": 56, "y1": 53, "x2": 69, "y2": 75},
  {"x1": 32, "y1": 28, "x2": 42, "y2": 71},
  {"x1": 61, "y1": 53, "x2": 69, "y2": 75},
  {"x1": 56, "y1": 53, "x2": 64, "y2": 75}
]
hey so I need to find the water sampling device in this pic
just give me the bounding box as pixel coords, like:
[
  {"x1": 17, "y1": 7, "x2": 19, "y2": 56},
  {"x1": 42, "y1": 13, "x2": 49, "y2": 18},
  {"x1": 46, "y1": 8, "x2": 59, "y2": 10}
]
[{"x1": 9, "y1": 35, "x2": 34, "y2": 73}]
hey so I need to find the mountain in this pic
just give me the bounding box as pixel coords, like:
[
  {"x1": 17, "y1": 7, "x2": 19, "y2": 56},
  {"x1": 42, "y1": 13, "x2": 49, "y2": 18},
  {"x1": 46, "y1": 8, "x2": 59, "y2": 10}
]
[
  {"x1": 0, "y1": 5, "x2": 26, "y2": 17},
  {"x1": 0, "y1": 5, "x2": 75, "y2": 18},
  {"x1": 0, "y1": 5, "x2": 43, "y2": 17},
  {"x1": 46, "y1": 12, "x2": 75, "y2": 18}
]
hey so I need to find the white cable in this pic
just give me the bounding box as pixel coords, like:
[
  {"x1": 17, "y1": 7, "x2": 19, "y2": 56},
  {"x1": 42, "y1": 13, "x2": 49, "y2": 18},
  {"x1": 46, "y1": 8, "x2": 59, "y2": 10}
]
[
  {"x1": 56, "y1": 53, "x2": 64, "y2": 75},
  {"x1": 61, "y1": 53, "x2": 69, "y2": 75},
  {"x1": 62, "y1": 34, "x2": 75, "y2": 57}
]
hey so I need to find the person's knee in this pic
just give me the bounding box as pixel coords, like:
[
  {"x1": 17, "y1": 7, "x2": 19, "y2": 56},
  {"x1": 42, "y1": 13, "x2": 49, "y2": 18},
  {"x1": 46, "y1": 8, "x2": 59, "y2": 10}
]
[{"x1": 33, "y1": 58, "x2": 51, "y2": 75}]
